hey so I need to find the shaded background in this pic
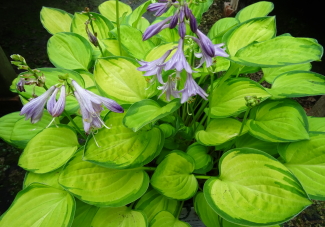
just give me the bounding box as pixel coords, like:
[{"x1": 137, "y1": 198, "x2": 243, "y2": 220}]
[{"x1": 0, "y1": 0, "x2": 325, "y2": 225}]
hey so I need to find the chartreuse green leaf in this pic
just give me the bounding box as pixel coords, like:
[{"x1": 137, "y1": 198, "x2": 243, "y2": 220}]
[
  {"x1": 208, "y1": 18, "x2": 239, "y2": 41},
  {"x1": 186, "y1": 143, "x2": 213, "y2": 174},
  {"x1": 204, "y1": 148, "x2": 311, "y2": 226},
  {"x1": 74, "y1": 69, "x2": 95, "y2": 88},
  {"x1": 278, "y1": 132, "x2": 325, "y2": 200},
  {"x1": 231, "y1": 36, "x2": 323, "y2": 67},
  {"x1": 159, "y1": 124, "x2": 176, "y2": 138},
  {"x1": 91, "y1": 206, "x2": 147, "y2": 227},
  {"x1": 40, "y1": 7, "x2": 73, "y2": 34},
  {"x1": 125, "y1": 0, "x2": 151, "y2": 28},
  {"x1": 189, "y1": 0, "x2": 213, "y2": 24},
  {"x1": 123, "y1": 99, "x2": 181, "y2": 132},
  {"x1": 262, "y1": 63, "x2": 311, "y2": 83},
  {"x1": 71, "y1": 199, "x2": 99, "y2": 227},
  {"x1": 0, "y1": 183, "x2": 75, "y2": 227},
  {"x1": 110, "y1": 25, "x2": 154, "y2": 59},
  {"x1": 269, "y1": 71, "x2": 325, "y2": 99},
  {"x1": 24, "y1": 167, "x2": 63, "y2": 190},
  {"x1": 59, "y1": 149, "x2": 149, "y2": 207},
  {"x1": 194, "y1": 192, "x2": 221, "y2": 227},
  {"x1": 101, "y1": 39, "x2": 129, "y2": 56},
  {"x1": 150, "y1": 211, "x2": 190, "y2": 227},
  {"x1": 94, "y1": 57, "x2": 157, "y2": 104},
  {"x1": 246, "y1": 99, "x2": 309, "y2": 142},
  {"x1": 210, "y1": 78, "x2": 271, "y2": 118},
  {"x1": 19, "y1": 126, "x2": 79, "y2": 173},
  {"x1": 71, "y1": 12, "x2": 114, "y2": 41},
  {"x1": 235, "y1": 1, "x2": 274, "y2": 22},
  {"x1": 151, "y1": 151, "x2": 198, "y2": 200},
  {"x1": 223, "y1": 17, "x2": 276, "y2": 56},
  {"x1": 145, "y1": 43, "x2": 177, "y2": 61},
  {"x1": 47, "y1": 32, "x2": 93, "y2": 70},
  {"x1": 98, "y1": 0, "x2": 132, "y2": 22},
  {"x1": 135, "y1": 187, "x2": 180, "y2": 222},
  {"x1": 0, "y1": 112, "x2": 22, "y2": 145},
  {"x1": 84, "y1": 112, "x2": 164, "y2": 169},
  {"x1": 196, "y1": 118, "x2": 248, "y2": 146},
  {"x1": 308, "y1": 116, "x2": 325, "y2": 132},
  {"x1": 10, "y1": 111, "x2": 59, "y2": 149},
  {"x1": 236, "y1": 133, "x2": 278, "y2": 156}
]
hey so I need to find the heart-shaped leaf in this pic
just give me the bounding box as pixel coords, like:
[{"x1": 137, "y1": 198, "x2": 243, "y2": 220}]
[
  {"x1": 278, "y1": 132, "x2": 325, "y2": 200},
  {"x1": 0, "y1": 183, "x2": 75, "y2": 227},
  {"x1": 208, "y1": 18, "x2": 239, "y2": 41},
  {"x1": 236, "y1": 133, "x2": 278, "y2": 156},
  {"x1": 246, "y1": 99, "x2": 309, "y2": 142},
  {"x1": 235, "y1": 1, "x2": 274, "y2": 22},
  {"x1": 308, "y1": 116, "x2": 325, "y2": 132},
  {"x1": 123, "y1": 99, "x2": 181, "y2": 132},
  {"x1": 194, "y1": 192, "x2": 221, "y2": 227},
  {"x1": 72, "y1": 199, "x2": 99, "y2": 227},
  {"x1": 150, "y1": 211, "x2": 190, "y2": 227},
  {"x1": 186, "y1": 143, "x2": 213, "y2": 174},
  {"x1": 24, "y1": 167, "x2": 63, "y2": 190},
  {"x1": 59, "y1": 150, "x2": 149, "y2": 207},
  {"x1": 151, "y1": 151, "x2": 198, "y2": 200},
  {"x1": 40, "y1": 7, "x2": 73, "y2": 34},
  {"x1": 204, "y1": 148, "x2": 311, "y2": 226},
  {"x1": 84, "y1": 112, "x2": 164, "y2": 169},
  {"x1": 98, "y1": 1, "x2": 132, "y2": 22}
]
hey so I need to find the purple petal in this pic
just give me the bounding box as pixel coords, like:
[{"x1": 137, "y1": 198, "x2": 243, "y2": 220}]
[
  {"x1": 169, "y1": 13, "x2": 179, "y2": 29},
  {"x1": 179, "y1": 73, "x2": 208, "y2": 103},
  {"x1": 50, "y1": 86, "x2": 66, "y2": 117},
  {"x1": 196, "y1": 29, "x2": 215, "y2": 57},
  {"x1": 189, "y1": 13, "x2": 198, "y2": 33},
  {"x1": 47, "y1": 87, "x2": 59, "y2": 116},
  {"x1": 143, "y1": 17, "x2": 172, "y2": 41},
  {"x1": 178, "y1": 22, "x2": 186, "y2": 39}
]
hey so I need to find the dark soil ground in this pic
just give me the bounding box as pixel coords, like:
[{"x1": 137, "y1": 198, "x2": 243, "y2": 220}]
[{"x1": 0, "y1": 0, "x2": 324, "y2": 226}]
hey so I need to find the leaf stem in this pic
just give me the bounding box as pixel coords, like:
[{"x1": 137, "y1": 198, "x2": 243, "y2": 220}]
[
  {"x1": 87, "y1": 12, "x2": 104, "y2": 56},
  {"x1": 176, "y1": 200, "x2": 185, "y2": 218},
  {"x1": 207, "y1": 72, "x2": 214, "y2": 127},
  {"x1": 194, "y1": 175, "x2": 212, "y2": 179},
  {"x1": 63, "y1": 110, "x2": 87, "y2": 140},
  {"x1": 116, "y1": 0, "x2": 122, "y2": 56},
  {"x1": 141, "y1": 167, "x2": 156, "y2": 171}
]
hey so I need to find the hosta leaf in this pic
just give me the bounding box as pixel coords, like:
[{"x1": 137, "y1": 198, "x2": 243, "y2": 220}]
[
  {"x1": 47, "y1": 32, "x2": 93, "y2": 70},
  {"x1": 208, "y1": 17, "x2": 239, "y2": 41},
  {"x1": 124, "y1": 0, "x2": 151, "y2": 28},
  {"x1": 262, "y1": 63, "x2": 312, "y2": 83},
  {"x1": 71, "y1": 12, "x2": 113, "y2": 40},
  {"x1": 235, "y1": 1, "x2": 274, "y2": 22},
  {"x1": 278, "y1": 132, "x2": 325, "y2": 200},
  {"x1": 246, "y1": 99, "x2": 309, "y2": 142},
  {"x1": 84, "y1": 112, "x2": 164, "y2": 169},
  {"x1": 23, "y1": 167, "x2": 63, "y2": 190},
  {"x1": 189, "y1": 0, "x2": 213, "y2": 24},
  {"x1": 236, "y1": 133, "x2": 278, "y2": 156},
  {"x1": 150, "y1": 211, "x2": 190, "y2": 227},
  {"x1": 196, "y1": 118, "x2": 248, "y2": 146},
  {"x1": 40, "y1": 7, "x2": 73, "y2": 34},
  {"x1": 10, "y1": 111, "x2": 59, "y2": 149},
  {"x1": 0, "y1": 112, "x2": 23, "y2": 145},
  {"x1": 0, "y1": 183, "x2": 75, "y2": 227},
  {"x1": 186, "y1": 143, "x2": 213, "y2": 174},
  {"x1": 151, "y1": 151, "x2": 198, "y2": 200},
  {"x1": 98, "y1": 1, "x2": 132, "y2": 22},
  {"x1": 101, "y1": 39, "x2": 129, "y2": 56},
  {"x1": 269, "y1": 71, "x2": 325, "y2": 99},
  {"x1": 204, "y1": 148, "x2": 311, "y2": 226},
  {"x1": 19, "y1": 126, "x2": 79, "y2": 173},
  {"x1": 223, "y1": 17, "x2": 276, "y2": 56},
  {"x1": 135, "y1": 187, "x2": 180, "y2": 222},
  {"x1": 123, "y1": 99, "x2": 181, "y2": 132},
  {"x1": 308, "y1": 116, "x2": 325, "y2": 132},
  {"x1": 159, "y1": 124, "x2": 176, "y2": 138},
  {"x1": 230, "y1": 36, "x2": 323, "y2": 67},
  {"x1": 110, "y1": 25, "x2": 154, "y2": 59},
  {"x1": 72, "y1": 199, "x2": 99, "y2": 227},
  {"x1": 59, "y1": 150, "x2": 149, "y2": 207},
  {"x1": 194, "y1": 192, "x2": 221, "y2": 227},
  {"x1": 91, "y1": 206, "x2": 147, "y2": 227},
  {"x1": 94, "y1": 57, "x2": 157, "y2": 104},
  {"x1": 210, "y1": 78, "x2": 271, "y2": 117},
  {"x1": 145, "y1": 43, "x2": 177, "y2": 61}
]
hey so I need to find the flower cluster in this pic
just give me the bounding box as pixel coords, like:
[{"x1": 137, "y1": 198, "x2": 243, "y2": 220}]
[
  {"x1": 138, "y1": 0, "x2": 229, "y2": 103},
  {"x1": 19, "y1": 79, "x2": 123, "y2": 134}
]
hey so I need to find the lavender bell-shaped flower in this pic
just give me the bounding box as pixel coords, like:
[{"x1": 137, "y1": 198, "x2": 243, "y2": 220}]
[
  {"x1": 179, "y1": 73, "x2": 208, "y2": 103},
  {"x1": 147, "y1": 1, "x2": 171, "y2": 17},
  {"x1": 164, "y1": 38, "x2": 192, "y2": 73},
  {"x1": 72, "y1": 80, "x2": 124, "y2": 134},
  {"x1": 143, "y1": 16, "x2": 172, "y2": 41},
  {"x1": 195, "y1": 29, "x2": 215, "y2": 57},
  {"x1": 47, "y1": 85, "x2": 66, "y2": 117},
  {"x1": 20, "y1": 86, "x2": 56, "y2": 123},
  {"x1": 158, "y1": 75, "x2": 180, "y2": 101}
]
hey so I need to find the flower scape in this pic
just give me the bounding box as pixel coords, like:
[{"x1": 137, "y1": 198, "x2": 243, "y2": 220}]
[{"x1": 0, "y1": 1, "x2": 324, "y2": 227}]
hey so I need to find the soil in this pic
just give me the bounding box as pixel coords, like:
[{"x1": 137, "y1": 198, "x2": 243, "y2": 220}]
[{"x1": 0, "y1": 0, "x2": 325, "y2": 225}]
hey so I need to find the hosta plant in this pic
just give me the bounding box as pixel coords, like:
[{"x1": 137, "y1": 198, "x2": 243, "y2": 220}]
[{"x1": 0, "y1": 1, "x2": 324, "y2": 226}]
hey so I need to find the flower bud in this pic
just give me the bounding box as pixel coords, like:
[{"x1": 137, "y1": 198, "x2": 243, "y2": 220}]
[
  {"x1": 178, "y1": 22, "x2": 186, "y2": 39},
  {"x1": 169, "y1": 13, "x2": 179, "y2": 29}
]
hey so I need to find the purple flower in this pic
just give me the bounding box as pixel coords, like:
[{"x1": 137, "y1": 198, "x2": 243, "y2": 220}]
[
  {"x1": 213, "y1": 43, "x2": 229, "y2": 58},
  {"x1": 85, "y1": 21, "x2": 99, "y2": 47},
  {"x1": 158, "y1": 76, "x2": 180, "y2": 101},
  {"x1": 137, "y1": 49, "x2": 173, "y2": 84},
  {"x1": 179, "y1": 73, "x2": 208, "y2": 103},
  {"x1": 47, "y1": 85, "x2": 66, "y2": 117},
  {"x1": 193, "y1": 40, "x2": 229, "y2": 67},
  {"x1": 20, "y1": 86, "x2": 56, "y2": 123},
  {"x1": 195, "y1": 29, "x2": 215, "y2": 57},
  {"x1": 189, "y1": 12, "x2": 198, "y2": 33},
  {"x1": 17, "y1": 78, "x2": 26, "y2": 92},
  {"x1": 147, "y1": 2, "x2": 170, "y2": 17},
  {"x1": 72, "y1": 80, "x2": 124, "y2": 134},
  {"x1": 178, "y1": 22, "x2": 186, "y2": 39},
  {"x1": 143, "y1": 16, "x2": 172, "y2": 41},
  {"x1": 164, "y1": 39, "x2": 192, "y2": 73}
]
